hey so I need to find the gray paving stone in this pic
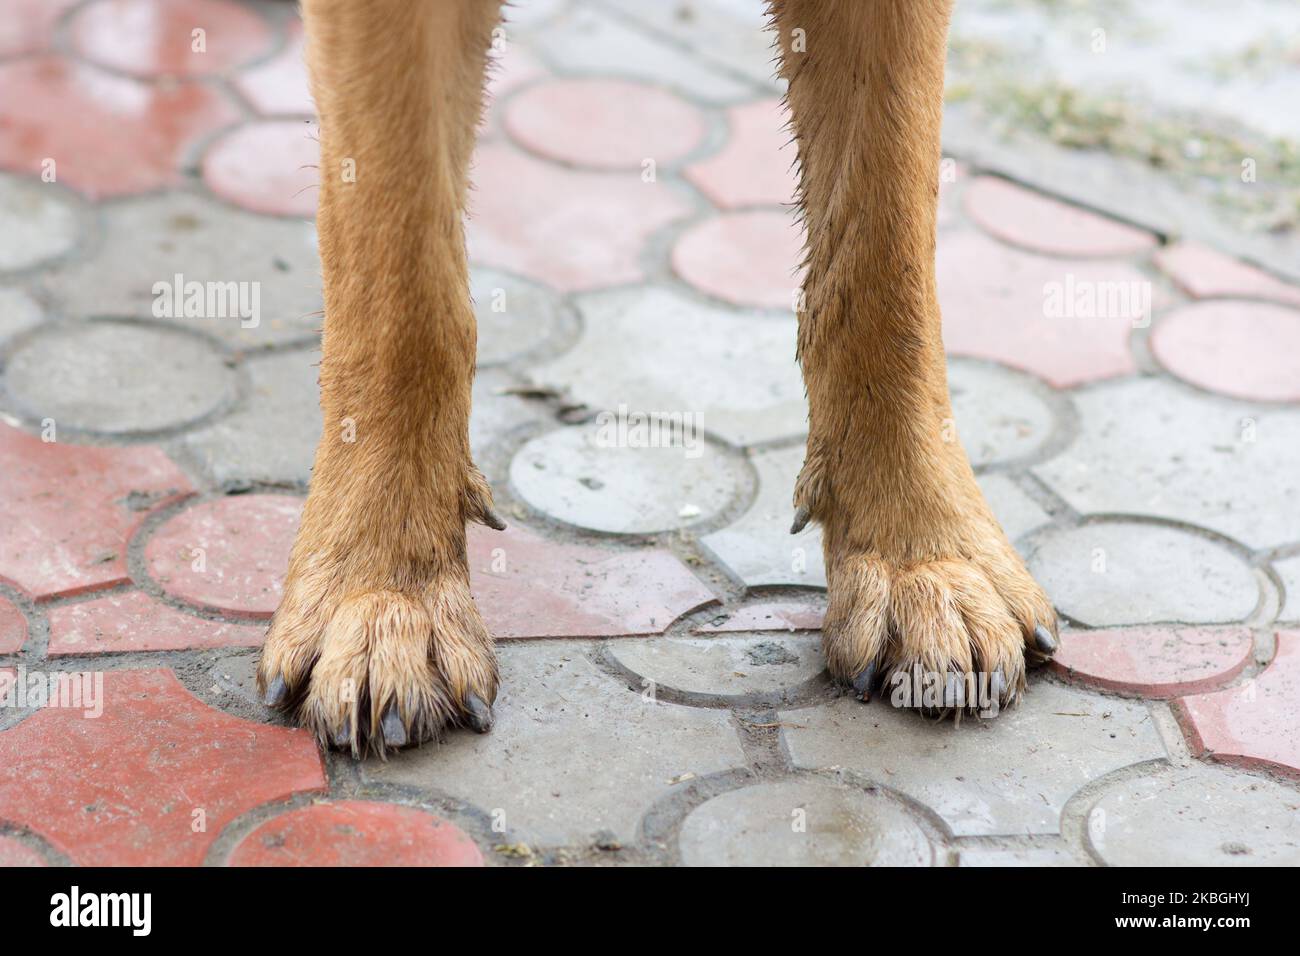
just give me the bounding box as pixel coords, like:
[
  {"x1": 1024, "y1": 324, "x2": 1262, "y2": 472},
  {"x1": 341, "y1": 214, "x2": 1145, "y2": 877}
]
[
  {"x1": 607, "y1": 631, "x2": 822, "y2": 701},
  {"x1": 531, "y1": 287, "x2": 806, "y2": 447},
  {"x1": 679, "y1": 779, "x2": 935, "y2": 866},
  {"x1": 701, "y1": 444, "x2": 825, "y2": 588},
  {"x1": 949, "y1": 358, "x2": 1055, "y2": 468},
  {"x1": 40, "y1": 192, "x2": 323, "y2": 349},
  {"x1": 0, "y1": 174, "x2": 80, "y2": 272},
  {"x1": 472, "y1": 266, "x2": 568, "y2": 366},
  {"x1": 957, "y1": 845, "x2": 1084, "y2": 867},
  {"x1": 977, "y1": 473, "x2": 1051, "y2": 545},
  {"x1": 470, "y1": 368, "x2": 552, "y2": 461},
  {"x1": 1028, "y1": 522, "x2": 1258, "y2": 627},
  {"x1": 509, "y1": 422, "x2": 745, "y2": 533},
  {"x1": 1034, "y1": 377, "x2": 1300, "y2": 550},
  {"x1": 780, "y1": 679, "x2": 1167, "y2": 836},
  {"x1": 1276, "y1": 555, "x2": 1300, "y2": 622},
  {"x1": 0, "y1": 287, "x2": 43, "y2": 342},
  {"x1": 3, "y1": 319, "x2": 236, "y2": 435},
  {"x1": 363, "y1": 640, "x2": 747, "y2": 846},
  {"x1": 1085, "y1": 764, "x2": 1300, "y2": 866},
  {"x1": 180, "y1": 347, "x2": 320, "y2": 487},
  {"x1": 532, "y1": 6, "x2": 755, "y2": 103}
]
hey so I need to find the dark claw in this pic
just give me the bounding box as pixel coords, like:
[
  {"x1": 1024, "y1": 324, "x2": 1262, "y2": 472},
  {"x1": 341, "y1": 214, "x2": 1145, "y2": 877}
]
[
  {"x1": 263, "y1": 674, "x2": 288, "y2": 709},
  {"x1": 464, "y1": 693, "x2": 493, "y2": 733},
  {"x1": 991, "y1": 668, "x2": 1006, "y2": 699},
  {"x1": 381, "y1": 706, "x2": 408, "y2": 748},
  {"x1": 790, "y1": 506, "x2": 810, "y2": 535},
  {"x1": 850, "y1": 662, "x2": 877, "y2": 701},
  {"x1": 332, "y1": 724, "x2": 352, "y2": 750},
  {"x1": 481, "y1": 507, "x2": 508, "y2": 531},
  {"x1": 1033, "y1": 624, "x2": 1058, "y2": 655}
]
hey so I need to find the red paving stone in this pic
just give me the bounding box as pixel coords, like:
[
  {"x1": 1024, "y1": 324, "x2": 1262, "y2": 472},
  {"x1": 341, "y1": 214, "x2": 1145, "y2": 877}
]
[
  {"x1": 69, "y1": 0, "x2": 274, "y2": 78},
  {"x1": 505, "y1": 77, "x2": 705, "y2": 170},
  {"x1": 469, "y1": 524, "x2": 716, "y2": 638},
  {"x1": 0, "y1": 0, "x2": 79, "y2": 57},
  {"x1": 481, "y1": 45, "x2": 548, "y2": 139},
  {"x1": 232, "y1": 17, "x2": 313, "y2": 115},
  {"x1": 684, "y1": 98, "x2": 796, "y2": 209},
  {"x1": 671, "y1": 209, "x2": 805, "y2": 310},
  {"x1": 0, "y1": 423, "x2": 192, "y2": 601},
  {"x1": 145, "y1": 494, "x2": 299, "y2": 619},
  {"x1": 467, "y1": 142, "x2": 691, "y2": 291},
  {"x1": 48, "y1": 591, "x2": 263, "y2": 656},
  {"x1": 228, "y1": 801, "x2": 483, "y2": 867},
  {"x1": 695, "y1": 601, "x2": 825, "y2": 633},
  {"x1": 0, "y1": 56, "x2": 241, "y2": 198},
  {"x1": 1150, "y1": 300, "x2": 1300, "y2": 402},
  {"x1": 202, "y1": 119, "x2": 320, "y2": 217},
  {"x1": 0, "y1": 668, "x2": 325, "y2": 865},
  {"x1": 1051, "y1": 626, "x2": 1253, "y2": 698},
  {"x1": 1175, "y1": 631, "x2": 1300, "y2": 778},
  {"x1": 0, "y1": 836, "x2": 47, "y2": 866},
  {"x1": 1154, "y1": 241, "x2": 1300, "y2": 308},
  {"x1": 963, "y1": 176, "x2": 1157, "y2": 258},
  {"x1": 0, "y1": 596, "x2": 27, "y2": 654},
  {"x1": 937, "y1": 230, "x2": 1157, "y2": 387}
]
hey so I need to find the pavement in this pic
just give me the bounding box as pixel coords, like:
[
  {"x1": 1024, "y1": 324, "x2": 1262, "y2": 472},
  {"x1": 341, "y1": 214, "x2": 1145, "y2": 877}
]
[{"x1": 0, "y1": 0, "x2": 1298, "y2": 867}]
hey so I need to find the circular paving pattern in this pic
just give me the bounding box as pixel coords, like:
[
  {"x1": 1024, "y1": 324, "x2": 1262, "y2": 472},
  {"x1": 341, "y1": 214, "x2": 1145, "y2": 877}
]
[
  {"x1": 228, "y1": 801, "x2": 483, "y2": 867},
  {"x1": 1051, "y1": 625, "x2": 1253, "y2": 697},
  {"x1": 1028, "y1": 522, "x2": 1258, "y2": 627},
  {"x1": 3, "y1": 320, "x2": 237, "y2": 434},
  {"x1": 1086, "y1": 765, "x2": 1300, "y2": 866},
  {"x1": 145, "y1": 494, "x2": 301, "y2": 618},
  {"x1": 471, "y1": 266, "x2": 566, "y2": 365},
  {"x1": 949, "y1": 358, "x2": 1056, "y2": 467},
  {"x1": 679, "y1": 779, "x2": 935, "y2": 866},
  {"x1": 505, "y1": 77, "x2": 706, "y2": 170},
  {"x1": 0, "y1": 174, "x2": 79, "y2": 272},
  {"x1": 1151, "y1": 300, "x2": 1300, "y2": 402},
  {"x1": 607, "y1": 632, "x2": 822, "y2": 701},
  {"x1": 671, "y1": 210, "x2": 804, "y2": 310},
  {"x1": 202, "y1": 120, "x2": 320, "y2": 218},
  {"x1": 509, "y1": 424, "x2": 746, "y2": 534}
]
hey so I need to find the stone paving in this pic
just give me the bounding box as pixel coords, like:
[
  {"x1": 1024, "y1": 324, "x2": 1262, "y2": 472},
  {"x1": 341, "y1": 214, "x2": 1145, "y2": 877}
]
[{"x1": 0, "y1": 0, "x2": 1299, "y2": 866}]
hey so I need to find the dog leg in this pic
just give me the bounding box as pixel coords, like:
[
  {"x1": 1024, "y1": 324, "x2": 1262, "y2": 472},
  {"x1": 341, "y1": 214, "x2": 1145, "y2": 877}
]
[
  {"x1": 257, "y1": 0, "x2": 504, "y2": 754},
  {"x1": 770, "y1": 0, "x2": 1058, "y2": 713}
]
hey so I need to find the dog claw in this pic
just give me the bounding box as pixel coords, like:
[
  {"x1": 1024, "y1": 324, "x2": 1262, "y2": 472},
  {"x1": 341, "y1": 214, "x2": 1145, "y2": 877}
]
[
  {"x1": 480, "y1": 507, "x2": 508, "y2": 531},
  {"x1": 850, "y1": 662, "x2": 877, "y2": 701},
  {"x1": 263, "y1": 674, "x2": 288, "y2": 709},
  {"x1": 381, "y1": 706, "x2": 408, "y2": 748},
  {"x1": 790, "y1": 506, "x2": 810, "y2": 534},
  {"x1": 464, "y1": 693, "x2": 493, "y2": 733},
  {"x1": 1033, "y1": 624, "x2": 1058, "y2": 655},
  {"x1": 332, "y1": 724, "x2": 352, "y2": 750}
]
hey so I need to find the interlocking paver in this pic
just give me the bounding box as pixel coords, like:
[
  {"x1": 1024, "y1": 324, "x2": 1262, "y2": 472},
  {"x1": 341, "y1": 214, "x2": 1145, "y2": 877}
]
[
  {"x1": 1085, "y1": 764, "x2": 1300, "y2": 866},
  {"x1": 1028, "y1": 522, "x2": 1258, "y2": 627},
  {"x1": 0, "y1": 287, "x2": 43, "y2": 340},
  {"x1": 48, "y1": 590, "x2": 263, "y2": 655},
  {"x1": 232, "y1": 18, "x2": 312, "y2": 116},
  {"x1": 469, "y1": 524, "x2": 716, "y2": 638},
  {"x1": 684, "y1": 99, "x2": 796, "y2": 208},
  {"x1": 0, "y1": 422, "x2": 192, "y2": 601},
  {"x1": 949, "y1": 359, "x2": 1056, "y2": 468},
  {"x1": 678, "y1": 779, "x2": 935, "y2": 866},
  {"x1": 472, "y1": 266, "x2": 569, "y2": 366},
  {"x1": 1151, "y1": 300, "x2": 1300, "y2": 402},
  {"x1": 467, "y1": 142, "x2": 692, "y2": 291},
  {"x1": 0, "y1": 596, "x2": 26, "y2": 654},
  {"x1": 1033, "y1": 377, "x2": 1300, "y2": 550},
  {"x1": 1277, "y1": 555, "x2": 1300, "y2": 622},
  {"x1": 69, "y1": 0, "x2": 274, "y2": 78},
  {"x1": 694, "y1": 600, "x2": 825, "y2": 633},
  {"x1": 227, "y1": 802, "x2": 483, "y2": 867},
  {"x1": 607, "y1": 631, "x2": 822, "y2": 701},
  {"x1": 1175, "y1": 631, "x2": 1300, "y2": 778},
  {"x1": 963, "y1": 176, "x2": 1157, "y2": 258},
  {"x1": 937, "y1": 230, "x2": 1156, "y2": 387},
  {"x1": 0, "y1": 0, "x2": 78, "y2": 57},
  {"x1": 781, "y1": 680, "x2": 1167, "y2": 836},
  {"x1": 0, "y1": 56, "x2": 241, "y2": 198},
  {"x1": 509, "y1": 423, "x2": 745, "y2": 534},
  {"x1": 672, "y1": 210, "x2": 804, "y2": 310},
  {"x1": 1154, "y1": 241, "x2": 1300, "y2": 309},
  {"x1": 1051, "y1": 626, "x2": 1253, "y2": 697},
  {"x1": 505, "y1": 78, "x2": 706, "y2": 170},
  {"x1": 4, "y1": 320, "x2": 237, "y2": 435},
  {"x1": 976, "y1": 474, "x2": 1052, "y2": 545},
  {"x1": 202, "y1": 119, "x2": 320, "y2": 218},
  {"x1": 363, "y1": 640, "x2": 746, "y2": 846},
  {"x1": 145, "y1": 494, "x2": 299, "y2": 619},
  {"x1": 701, "y1": 444, "x2": 825, "y2": 589},
  {"x1": 40, "y1": 191, "x2": 323, "y2": 348},
  {"x1": 531, "y1": 286, "x2": 806, "y2": 446},
  {"x1": 0, "y1": 173, "x2": 81, "y2": 272},
  {"x1": 0, "y1": 668, "x2": 325, "y2": 865}
]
